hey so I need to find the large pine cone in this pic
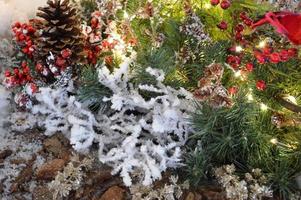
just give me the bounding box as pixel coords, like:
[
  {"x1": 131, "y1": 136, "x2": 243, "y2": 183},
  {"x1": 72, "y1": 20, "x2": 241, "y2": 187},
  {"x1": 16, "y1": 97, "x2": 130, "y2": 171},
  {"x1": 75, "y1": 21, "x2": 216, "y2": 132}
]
[{"x1": 35, "y1": 0, "x2": 85, "y2": 64}]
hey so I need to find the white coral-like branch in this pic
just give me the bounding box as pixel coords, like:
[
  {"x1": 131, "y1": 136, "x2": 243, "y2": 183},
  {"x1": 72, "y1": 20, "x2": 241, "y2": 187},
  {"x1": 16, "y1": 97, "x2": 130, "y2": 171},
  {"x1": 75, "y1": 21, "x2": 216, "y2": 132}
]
[
  {"x1": 31, "y1": 87, "x2": 97, "y2": 153},
  {"x1": 95, "y1": 60, "x2": 194, "y2": 186}
]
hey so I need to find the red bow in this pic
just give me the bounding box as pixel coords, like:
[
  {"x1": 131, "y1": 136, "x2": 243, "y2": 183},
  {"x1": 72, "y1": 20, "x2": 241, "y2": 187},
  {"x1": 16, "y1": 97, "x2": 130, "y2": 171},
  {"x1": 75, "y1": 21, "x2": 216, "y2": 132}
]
[{"x1": 252, "y1": 12, "x2": 301, "y2": 45}]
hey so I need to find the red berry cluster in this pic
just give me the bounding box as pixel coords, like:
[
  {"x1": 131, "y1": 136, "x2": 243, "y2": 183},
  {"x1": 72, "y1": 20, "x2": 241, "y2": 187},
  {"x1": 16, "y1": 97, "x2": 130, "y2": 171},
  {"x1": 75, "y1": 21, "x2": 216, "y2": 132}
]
[
  {"x1": 210, "y1": 0, "x2": 231, "y2": 9},
  {"x1": 83, "y1": 11, "x2": 105, "y2": 64},
  {"x1": 12, "y1": 22, "x2": 36, "y2": 58},
  {"x1": 4, "y1": 61, "x2": 34, "y2": 88},
  {"x1": 56, "y1": 48, "x2": 72, "y2": 69},
  {"x1": 254, "y1": 48, "x2": 297, "y2": 64},
  {"x1": 226, "y1": 55, "x2": 241, "y2": 69},
  {"x1": 239, "y1": 12, "x2": 253, "y2": 27},
  {"x1": 217, "y1": 21, "x2": 228, "y2": 30},
  {"x1": 234, "y1": 12, "x2": 253, "y2": 42},
  {"x1": 256, "y1": 80, "x2": 266, "y2": 91}
]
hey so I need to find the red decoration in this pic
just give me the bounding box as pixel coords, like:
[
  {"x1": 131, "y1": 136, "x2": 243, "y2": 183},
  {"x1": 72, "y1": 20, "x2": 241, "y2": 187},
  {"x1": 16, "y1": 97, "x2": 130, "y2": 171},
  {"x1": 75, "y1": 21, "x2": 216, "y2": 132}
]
[
  {"x1": 228, "y1": 86, "x2": 238, "y2": 95},
  {"x1": 252, "y1": 12, "x2": 301, "y2": 45},
  {"x1": 226, "y1": 55, "x2": 241, "y2": 69},
  {"x1": 55, "y1": 57, "x2": 67, "y2": 68},
  {"x1": 217, "y1": 21, "x2": 228, "y2": 30},
  {"x1": 280, "y1": 50, "x2": 289, "y2": 61},
  {"x1": 254, "y1": 51, "x2": 266, "y2": 64},
  {"x1": 4, "y1": 61, "x2": 34, "y2": 88},
  {"x1": 269, "y1": 52, "x2": 281, "y2": 64},
  {"x1": 243, "y1": 18, "x2": 253, "y2": 26},
  {"x1": 220, "y1": 0, "x2": 231, "y2": 9},
  {"x1": 61, "y1": 48, "x2": 72, "y2": 59},
  {"x1": 256, "y1": 80, "x2": 266, "y2": 91},
  {"x1": 245, "y1": 63, "x2": 254, "y2": 72},
  {"x1": 235, "y1": 24, "x2": 244, "y2": 33},
  {"x1": 240, "y1": 12, "x2": 248, "y2": 20},
  {"x1": 288, "y1": 48, "x2": 297, "y2": 57},
  {"x1": 210, "y1": 0, "x2": 220, "y2": 6}
]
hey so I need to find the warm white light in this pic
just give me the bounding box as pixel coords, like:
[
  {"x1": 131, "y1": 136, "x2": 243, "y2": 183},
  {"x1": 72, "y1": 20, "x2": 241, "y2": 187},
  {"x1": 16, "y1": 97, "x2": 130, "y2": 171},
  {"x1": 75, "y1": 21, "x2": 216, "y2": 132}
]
[
  {"x1": 235, "y1": 46, "x2": 243, "y2": 53},
  {"x1": 124, "y1": 11, "x2": 129, "y2": 19},
  {"x1": 258, "y1": 40, "x2": 266, "y2": 48},
  {"x1": 260, "y1": 103, "x2": 268, "y2": 111},
  {"x1": 247, "y1": 93, "x2": 254, "y2": 101},
  {"x1": 234, "y1": 70, "x2": 241, "y2": 78},
  {"x1": 204, "y1": 3, "x2": 212, "y2": 9},
  {"x1": 286, "y1": 95, "x2": 297, "y2": 105},
  {"x1": 270, "y1": 138, "x2": 278, "y2": 144}
]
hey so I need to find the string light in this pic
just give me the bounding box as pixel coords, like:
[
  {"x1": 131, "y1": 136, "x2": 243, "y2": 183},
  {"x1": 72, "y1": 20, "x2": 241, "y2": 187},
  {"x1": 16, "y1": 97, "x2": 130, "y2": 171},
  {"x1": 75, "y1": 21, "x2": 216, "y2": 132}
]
[
  {"x1": 235, "y1": 45, "x2": 243, "y2": 53},
  {"x1": 260, "y1": 103, "x2": 268, "y2": 111},
  {"x1": 234, "y1": 70, "x2": 241, "y2": 78},
  {"x1": 123, "y1": 11, "x2": 129, "y2": 19},
  {"x1": 247, "y1": 93, "x2": 254, "y2": 102},
  {"x1": 257, "y1": 40, "x2": 266, "y2": 48},
  {"x1": 204, "y1": 3, "x2": 212, "y2": 9},
  {"x1": 270, "y1": 138, "x2": 278, "y2": 144}
]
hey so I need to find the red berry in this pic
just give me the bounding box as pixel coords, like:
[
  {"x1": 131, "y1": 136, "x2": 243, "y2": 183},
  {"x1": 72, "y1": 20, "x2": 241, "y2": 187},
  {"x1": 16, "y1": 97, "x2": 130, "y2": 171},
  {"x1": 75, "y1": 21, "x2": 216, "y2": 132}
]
[
  {"x1": 239, "y1": 12, "x2": 248, "y2": 20},
  {"x1": 95, "y1": 45, "x2": 102, "y2": 52},
  {"x1": 220, "y1": 0, "x2": 231, "y2": 9},
  {"x1": 269, "y1": 52, "x2": 281, "y2": 64},
  {"x1": 30, "y1": 83, "x2": 38, "y2": 93},
  {"x1": 35, "y1": 63, "x2": 43, "y2": 72},
  {"x1": 61, "y1": 48, "x2": 72, "y2": 59},
  {"x1": 228, "y1": 86, "x2": 238, "y2": 95},
  {"x1": 254, "y1": 51, "x2": 266, "y2": 64},
  {"x1": 263, "y1": 47, "x2": 272, "y2": 55},
  {"x1": 235, "y1": 32, "x2": 243, "y2": 41},
  {"x1": 280, "y1": 50, "x2": 289, "y2": 61},
  {"x1": 288, "y1": 48, "x2": 297, "y2": 57},
  {"x1": 226, "y1": 55, "x2": 241, "y2": 69},
  {"x1": 21, "y1": 61, "x2": 27, "y2": 68},
  {"x1": 256, "y1": 80, "x2": 266, "y2": 91},
  {"x1": 13, "y1": 68, "x2": 19, "y2": 74},
  {"x1": 235, "y1": 24, "x2": 244, "y2": 33},
  {"x1": 22, "y1": 47, "x2": 29, "y2": 54},
  {"x1": 18, "y1": 34, "x2": 25, "y2": 41},
  {"x1": 27, "y1": 26, "x2": 36, "y2": 34},
  {"x1": 243, "y1": 18, "x2": 253, "y2": 26},
  {"x1": 4, "y1": 70, "x2": 11, "y2": 77},
  {"x1": 217, "y1": 21, "x2": 228, "y2": 30},
  {"x1": 210, "y1": 0, "x2": 220, "y2": 6},
  {"x1": 101, "y1": 40, "x2": 110, "y2": 48},
  {"x1": 91, "y1": 17, "x2": 99, "y2": 28},
  {"x1": 245, "y1": 63, "x2": 254, "y2": 72},
  {"x1": 56, "y1": 57, "x2": 67, "y2": 67},
  {"x1": 13, "y1": 22, "x2": 21, "y2": 28}
]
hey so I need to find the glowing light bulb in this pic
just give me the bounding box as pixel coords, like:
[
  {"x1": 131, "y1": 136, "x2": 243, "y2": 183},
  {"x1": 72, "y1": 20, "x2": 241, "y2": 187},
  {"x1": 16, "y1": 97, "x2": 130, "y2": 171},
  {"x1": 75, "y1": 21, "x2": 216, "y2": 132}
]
[
  {"x1": 247, "y1": 93, "x2": 254, "y2": 101},
  {"x1": 286, "y1": 95, "x2": 297, "y2": 104},
  {"x1": 234, "y1": 70, "x2": 241, "y2": 78},
  {"x1": 260, "y1": 103, "x2": 268, "y2": 111},
  {"x1": 124, "y1": 11, "x2": 129, "y2": 19},
  {"x1": 270, "y1": 138, "x2": 278, "y2": 144},
  {"x1": 235, "y1": 46, "x2": 243, "y2": 53},
  {"x1": 258, "y1": 40, "x2": 266, "y2": 48},
  {"x1": 204, "y1": 3, "x2": 212, "y2": 9}
]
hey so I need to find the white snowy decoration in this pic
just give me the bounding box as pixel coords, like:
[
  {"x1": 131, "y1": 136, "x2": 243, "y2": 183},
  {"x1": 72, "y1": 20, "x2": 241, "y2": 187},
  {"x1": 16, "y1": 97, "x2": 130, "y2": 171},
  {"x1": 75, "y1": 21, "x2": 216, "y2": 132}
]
[
  {"x1": 95, "y1": 59, "x2": 194, "y2": 186},
  {"x1": 31, "y1": 86, "x2": 97, "y2": 153},
  {"x1": 9, "y1": 54, "x2": 195, "y2": 186}
]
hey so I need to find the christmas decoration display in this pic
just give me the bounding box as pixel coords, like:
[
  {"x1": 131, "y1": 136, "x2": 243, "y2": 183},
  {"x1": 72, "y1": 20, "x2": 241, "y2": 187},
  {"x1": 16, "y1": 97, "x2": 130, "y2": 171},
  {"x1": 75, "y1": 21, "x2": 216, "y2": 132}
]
[{"x1": 1, "y1": 0, "x2": 301, "y2": 199}]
